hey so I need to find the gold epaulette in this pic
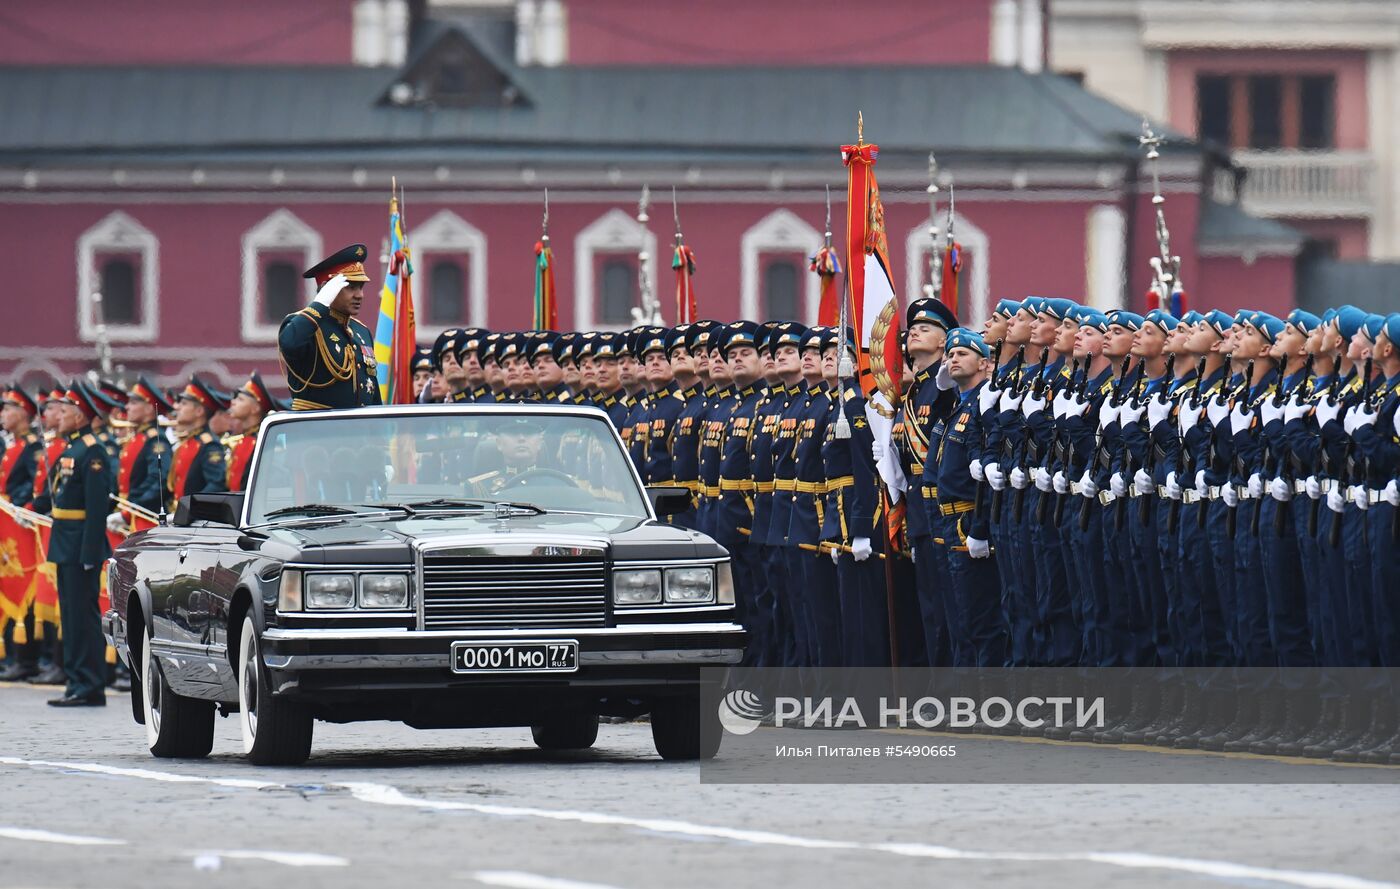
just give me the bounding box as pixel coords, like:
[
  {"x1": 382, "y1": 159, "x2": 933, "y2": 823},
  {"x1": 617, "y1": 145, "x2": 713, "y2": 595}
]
[
  {"x1": 199, "y1": 432, "x2": 214, "y2": 444},
  {"x1": 81, "y1": 433, "x2": 96, "y2": 446}
]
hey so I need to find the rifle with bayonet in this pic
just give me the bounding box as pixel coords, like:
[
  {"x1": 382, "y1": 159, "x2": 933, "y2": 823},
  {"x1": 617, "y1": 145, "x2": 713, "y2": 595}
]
[
  {"x1": 1135, "y1": 354, "x2": 1174, "y2": 528},
  {"x1": 1079, "y1": 355, "x2": 1134, "y2": 532},
  {"x1": 1328, "y1": 357, "x2": 1371, "y2": 548},
  {"x1": 990, "y1": 345, "x2": 1026, "y2": 523},
  {"x1": 1037, "y1": 357, "x2": 1081, "y2": 526},
  {"x1": 1224, "y1": 359, "x2": 1256, "y2": 539},
  {"x1": 1052, "y1": 358, "x2": 1094, "y2": 528},
  {"x1": 1167, "y1": 357, "x2": 1208, "y2": 534},
  {"x1": 1113, "y1": 364, "x2": 1145, "y2": 531},
  {"x1": 1012, "y1": 347, "x2": 1052, "y2": 523},
  {"x1": 972, "y1": 336, "x2": 1005, "y2": 518},
  {"x1": 1308, "y1": 370, "x2": 1344, "y2": 538},
  {"x1": 1270, "y1": 353, "x2": 1314, "y2": 537}
]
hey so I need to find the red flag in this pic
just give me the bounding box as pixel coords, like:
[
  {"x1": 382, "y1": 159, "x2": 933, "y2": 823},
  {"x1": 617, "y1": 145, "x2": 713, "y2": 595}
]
[
  {"x1": 534, "y1": 240, "x2": 558, "y2": 331},
  {"x1": 841, "y1": 140, "x2": 902, "y2": 402},
  {"x1": 33, "y1": 523, "x2": 58, "y2": 627},
  {"x1": 389, "y1": 246, "x2": 417, "y2": 404},
  {"x1": 672, "y1": 244, "x2": 698, "y2": 325},
  {"x1": 0, "y1": 506, "x2": 37, "y2": 625},
  {"x1": 940, "y1": 242, "x2": 962, "y2": 321},
  {"x1": 810, "y1": 246, "x2": 842, "y2": 327}
]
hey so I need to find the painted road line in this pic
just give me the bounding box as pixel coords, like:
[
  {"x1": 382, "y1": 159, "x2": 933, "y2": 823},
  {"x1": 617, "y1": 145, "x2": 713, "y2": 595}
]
[
  {"x1": 0, "y1": 826, "x2": 126, "y2": 846},
  {"x1": 190, "y1": 850, "x2": 349, "y2": 867},
  {"x1": 471, "y1": 870, "x2": 629, "y2": 889}
]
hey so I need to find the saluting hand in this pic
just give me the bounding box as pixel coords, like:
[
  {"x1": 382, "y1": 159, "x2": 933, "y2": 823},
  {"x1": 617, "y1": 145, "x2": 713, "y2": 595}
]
[{"x1": 313, "y1": 273, "x2": 349, "y2": 308}]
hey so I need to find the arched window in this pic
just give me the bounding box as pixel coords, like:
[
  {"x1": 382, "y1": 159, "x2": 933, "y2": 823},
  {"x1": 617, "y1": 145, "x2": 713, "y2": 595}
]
[
  {"x1": 240, "y1": 209, "x2": 322, "y2": 342},
  {"x1": 100, "y1": 257, "x2": 139, "y2": 324},
  {"x1": 410, "y1": 210, "x2": 488, "y2": 337},
  {"x1": 262, "y1": 260, "x2": 301, "y2": 324},
  {"x1": 740, "y1": 209, "x2": 822, "y2": 323},
  {"x1": 763, "y1": 259, "x2": 800, "y2": 321},
  {"x1": 574, "y1": 208, "x2": 657, "y2": 330},
  {"x1": 600, "y1": 258, "x2": 636, "y2": 325},
  {"x1": 77, "y1": 211, "x2": 160, "y2": 342},
  {"x1": 428, "y1": 259, "x2": 466, "y2": 324}
]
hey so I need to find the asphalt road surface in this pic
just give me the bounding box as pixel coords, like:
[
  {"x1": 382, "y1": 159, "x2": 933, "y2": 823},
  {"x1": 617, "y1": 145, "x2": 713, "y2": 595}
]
[{"x1": 2, "y1": 682, "x2": 1397, "y2": 889}]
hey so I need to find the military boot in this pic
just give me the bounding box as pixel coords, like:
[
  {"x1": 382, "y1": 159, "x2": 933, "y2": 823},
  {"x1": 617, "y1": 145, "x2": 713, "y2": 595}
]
[
  {"x1": 1156, "y1": 682, "x2": 1205, "y2": 746},
  {"x1": 1358, "y1": 721, "x2": 1400, "y2": 765},
  {"x1": 1333, "y1": 699, "x2": 1395, "y2": 763},
  {"x1": 1124, "y1": 681, "x2": 1178, "y2": 744},
  {"x1": 1251, "y1": 692, "x2": 1314, "y2": 756},
  {"x1": 1287, "y1": 695, "x2": 1339, "y2": 756},
  {"x1": 1199, "y1": 693, "x2": 1256, "y2": 751},
  {"x1": 1174, "y1": 689, "x2": 1230, "y2": 749},
  {"x1": 1303, "y1": 695, "x2": 1365, "y2": 758}
]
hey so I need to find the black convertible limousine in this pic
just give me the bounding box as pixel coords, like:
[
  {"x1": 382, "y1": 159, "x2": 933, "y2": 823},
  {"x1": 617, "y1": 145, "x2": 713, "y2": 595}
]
[{"x1": 104, "y1": 405, "x2": 744, "y2": 764}]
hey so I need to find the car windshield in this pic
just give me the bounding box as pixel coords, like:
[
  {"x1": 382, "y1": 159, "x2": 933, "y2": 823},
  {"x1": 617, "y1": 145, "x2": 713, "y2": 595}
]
[{"x1": 245, "y1": 411, "x2": 649, "y2": 524}]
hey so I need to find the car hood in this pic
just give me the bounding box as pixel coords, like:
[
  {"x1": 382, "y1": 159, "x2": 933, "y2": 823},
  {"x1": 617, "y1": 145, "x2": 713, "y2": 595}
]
[{"x1": 257, "y1": 511, "x2": 722, "y2": 564}]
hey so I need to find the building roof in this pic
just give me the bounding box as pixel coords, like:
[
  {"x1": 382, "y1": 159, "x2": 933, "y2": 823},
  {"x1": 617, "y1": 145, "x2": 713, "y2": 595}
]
[
  {"x1": 1296, "y1": 258, "x2": 1400, "y2": 317},
  {"x1": 0, "y1": 33, "x2": 1188, "y2": 169},
  {"x1": 1197, "y1": 198, "x2": 1305, "y2": 257}
]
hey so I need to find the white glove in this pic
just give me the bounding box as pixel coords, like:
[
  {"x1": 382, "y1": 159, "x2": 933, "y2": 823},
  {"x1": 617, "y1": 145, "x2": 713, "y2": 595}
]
[
  {"x1": 977, "y1": 383, "x2": 1000, "y2": 414},
  {"x1": 1034, "y1": 467, "x2": 1053, "y2": 492},
  {"x1": 969, "y1": 458, "x2": 984, "y2": 482},
  {"x1": 934, "y1": 362, "x2": 955, "y2": 391},
  {"x1": 1221, "y1": 484, "x2": 1239, "y2": 507},
  {"x1": 1134, "y1": 468, "x2": 1154, "y2": 496},
  {"x1": 830, "y1": 545, "x2": 840, "y2": 564},
  {"x1": 1052, "y1": 390, "x2": 1072, "y2": 420},
  {"x1": 1010, "y1": 467, "x2": 1029, "y2": 490},
  {"x1": 1283, "y1": 394, "x2": 1310, "y2": 424},
  {"x1": 1260, "y1": 398, "x2": 1284, "y2": 427},
  {"x1": 966, "y1": 536, "x2": 991, "y2": 559},
  {"x1": 1098, "y1": 399, "x2": 1121, "y2": 428},
  {"x1": 1194, "y1": 469, "x2": 1208, "y2": 499},
  {"x1": 871, "y1": 438, "x2": 887, "y2": 464},
  {"x1": 985, "y1": 462, "x2": 1006, "y2": 491},
  {"x1": 1109, "y1": 472, "x2": 1127, "y2": 498},
  {"x1": 1383, "y1": 479, "x2": 1399, "y2": 507},
  {"x1": 1164, "y1": 471, "x2": 1182, "y2": 500},
  {"x1": 1178, "y1": 402, "x2": 1201, "y2": 435},
  {"x1": 1053, "y1": 470, "x2": 1069, "y2": 494},
  {"x1": 1313, "y1": 397, "x2": 1342, "y2": 429},
  {"x1": 1269, "y1": 477, "x2": 1292, "y2": 502},
  {"x1": 1064, "y1": 394, "x2": 1090, "y2": 418},
  {"x1": 1229, "y1": 403, "x2": 1253, "y2": 435},
  {"x1": 1345, "y1": 404, "x2": 1378, "y2": 434},
  {"x1": 105, "y1": 511, "x2": 128, "y2": 534},
  {"x1": 1077, "y1": 470, "x2": 1098, "y2": 498},
  {"x1": 1021, "y1": 390, "x2": 1046, "y2": 417},
  {"x1": 1119, "y1": 401, "x2": 1145, "y2": 425},
  {"x1": 1246, "y1": 472, "x2": 1264, "y2": 498},
  {"x1": 313, "y1": 272, "x2": 348, "y2": 308},
  {"x1": 851, "y1": 537, "x2": 872, "y2": 561},
  {"x1": 1147, "y1": 394, "x2": 1171, "y2": 430},
  {"x1": 1305, "y1": 475, "x2": 1322, "y2": 500},
  {"x1": 1206, "y1": 395, "x2": 1230, "y2": 427},
  {"x1": 1394, "y1": 408, "x2": 1400, "y2": 439},
  {"x1": 1351, "y1": 485, "x2": 1370, "y2": 510},
  {"x1": 1326, "y1": 487, "x2": 1346, "y2": 514},
  {"x1": 999, "y1": 388, "x2": 1024, "y2": 413}
]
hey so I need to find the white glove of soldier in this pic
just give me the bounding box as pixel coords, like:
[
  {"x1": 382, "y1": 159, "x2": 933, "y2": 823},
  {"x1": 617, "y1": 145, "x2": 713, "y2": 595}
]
[
  {"x1": 1010, "y1": 467, "x2": 1029, "y2": 490},
  {"x1": 1326, "y1": 486, "x2": 1346, "y2": 514},
  {"x1": 1351, "y1": 484, "x2": 1370, "y2": 510},
  {"x1": 105, "y1": 511, "x2": 128, "y2": 534},
  {"x1": 1021, "y1": 389, "x2": 1046, "y2": 418},
  {"x1": 871, "y1": 437, "x2": 887, "y2": 464},
  {"x1": 1194, "y1": 469, "x2": 1208, "y2": 499},
  {"x1": 1077, "y1": 470, "x2": 1098, "y2": 498},
  {"x1": 1221, "y1": 483, "x2": 1239, "y2": 508},
  {"x1": 1098, "y1": 399, "x2": 1121, "y2": 428},
  {"x1": 1147, "y1": 393, "x2": 1171, "y2": 430},
  {"x1": 1260, "y1": 398, "x2": 1284, "y2": 427},
  {"x1": 1053, "y1": 470, "x2": 1069, "y2": 495},
  {"x1": 999, "y1": 388, "x2": 1024, "y2": 413},
  {"x1": 1313, "y1": 397, "x2": 1342, "y2": 429},
  {"x1": 1134, "y1": 468, "x2": 1154, "y2": 496},
  {"x1": 1345, "y1": 404, "x2": 1378, "y2": 434},
  {"x1": 965, "y1": 536, "x2": 991, "y2": 559},
  {"x1": 969, "y1": 458, "x2": 985, "y2": 482},
  {"x1": 1109, "y1": 472, "x2": 1127, "y2": 498},
  {"x1": 935, "y1": 362, "x2": 956, "y2": 391},
  {"x1": 1206, "y1": 395, "x2": 1230, "y2": 427},
  {"x1": 1269, "y1": 477, "x2": 1292, "y2": 502},
  {"x1": 1119, "y1": 400, "x2": 1146, "y2": 425},
  {"x1": 985, "y1": 462, "x2": 1006, "y2": 491},
  {"x1": 850, "y1": 537, "x2": 872, "y2": 562},
  {"x1": 978, "y1": 382, "x2": 1000, "y2": 414},
  {"x1": 1064, "y1": 393, "x2": 1090, "y2": 419},
  {"x1": 1283, "y1": 393, "x2": 1310, "y2": 424},
  {"x1": 1034, "y1": 467, "x2": 1053, "y2": 493},
  {"x1": 1305, "y1": 475, "x2": 1322, "y2": 500},
  {"x1": 1384, "y1": 479, "x2": 1399, "y2": 507},
  {"x1": 1164, "y1": 471, "x2": 1182, "y2": 500},
  {"x1": 1229, "y1": 403, "x2": 1253, "y2": 435},
  {"x1": 1052, "y1": 390, "x2": 1072, "y2": 420},
  {"x1": 1394, "y1": 407, "x2": 1400, "y2": 439},
  {"x1": 1178, "y1": 401, "x2": 1201, "y2": 435},
  {"x1": 312, "y1": 273, "x2": 348, "y2": 308},
  {"x1": 1246, "y1": 472, "x2": 1264, "y2": 499}
]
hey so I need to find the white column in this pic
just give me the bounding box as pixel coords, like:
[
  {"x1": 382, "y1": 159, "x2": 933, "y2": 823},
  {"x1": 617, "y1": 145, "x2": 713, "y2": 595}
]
[
  {"x1": 538, "y1": 0, "x2": 567, "y2": 67},
  {"x1": 352, "y1": 0, "x2": 385, "y2": 67},
  {"x1": 516, "y1": 0, "x2": 538, "y2": 66},
  {"x1": 990, "y1": 0, "x2": 1019, "y2": 68},
  {"x1": 1019, "y1": 0, "x2": 1043, "y2": 74},
  {"x1": 1086, "y1": 204, "x2": 1127, "y2": 311},
  {"x1": 1368, "y1": 47, "x2": 1400, "y2": 259},
  {"x1": 383, "y1": 0, "x2": 409, "y2": 67}
]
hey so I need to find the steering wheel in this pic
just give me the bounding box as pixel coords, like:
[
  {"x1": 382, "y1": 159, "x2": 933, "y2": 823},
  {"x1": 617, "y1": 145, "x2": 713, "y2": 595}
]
[{"x1": 498, "y1": 468, "x2": 579, "y2": 490}]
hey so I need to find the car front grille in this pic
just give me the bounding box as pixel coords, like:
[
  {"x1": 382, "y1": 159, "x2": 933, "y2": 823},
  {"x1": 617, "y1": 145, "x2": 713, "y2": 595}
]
[{"x1": 420, "y1": 553, "x2": 608, "y2": 630}]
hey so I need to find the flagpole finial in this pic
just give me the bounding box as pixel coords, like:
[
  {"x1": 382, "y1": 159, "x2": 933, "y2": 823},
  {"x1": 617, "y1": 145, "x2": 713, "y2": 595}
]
[
  {"x1": 857, "y1": 111, "x2": 864, "y2": 146},
  {"x1": 672, "y1": 185, "x2": 682, "y2": 244},
  {"x1": 541, "y1": 187, "x2": 550, "y2": 243}
]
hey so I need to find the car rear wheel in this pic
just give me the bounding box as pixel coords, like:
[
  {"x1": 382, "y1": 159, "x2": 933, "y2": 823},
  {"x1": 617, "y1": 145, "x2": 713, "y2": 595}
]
[
  {"x1": 237, "y1": 615, "x2": 313, "y2": 766},
  {"x1": 651, "y1": 696, "x2": 721, "y2": 761},
  {"x1": 530, "y1": 713, "x2": 599, "y2": 750},
  {"x1": 141, "y1": 625, "x2": 214, "y2": 758}
]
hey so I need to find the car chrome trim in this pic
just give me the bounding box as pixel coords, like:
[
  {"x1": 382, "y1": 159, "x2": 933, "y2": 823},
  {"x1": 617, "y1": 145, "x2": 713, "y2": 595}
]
[
  {"x1": 260, "y1": 622, "x2": 743, "y2": 641},
  {"x1": 262, "y1": 647, "x2": 744, "y2": 671}
]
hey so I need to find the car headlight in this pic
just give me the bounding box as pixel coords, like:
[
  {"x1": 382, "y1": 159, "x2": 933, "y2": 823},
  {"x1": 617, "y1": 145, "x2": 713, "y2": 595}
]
[
  {"x1": 613, "y1": 569, "x2": 662, "y2": 604},
  {"x1": 716, "y1": 562, "x2": 735, "y2": 605},
  {"x1": 664, "y1": 566, "x2": 714, "y2": 604},
  {"x1": 359, "y1": 573, "x2": 410, "y2": 610},
  {"x1": 305, "y1": 573, "x2": 355, "y2": 610},
  {"x1": 278, "y1": 569, "x2": 303, "y2": 612}
]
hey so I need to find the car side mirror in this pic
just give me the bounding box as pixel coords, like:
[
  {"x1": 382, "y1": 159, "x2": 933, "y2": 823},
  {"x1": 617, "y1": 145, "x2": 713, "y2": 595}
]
[
  {"x1": 646, "y1": 486, "x2": 692, "y2": 517},
  {"x1": 173, "y1": 492, "x2": 245, "y2": 528}
]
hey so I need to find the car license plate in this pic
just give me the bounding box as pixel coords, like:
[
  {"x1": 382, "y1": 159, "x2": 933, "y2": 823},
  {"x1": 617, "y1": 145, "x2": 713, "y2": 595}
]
[{"x1": 450, "y1": 640, "x2": 578, "y2": 674}]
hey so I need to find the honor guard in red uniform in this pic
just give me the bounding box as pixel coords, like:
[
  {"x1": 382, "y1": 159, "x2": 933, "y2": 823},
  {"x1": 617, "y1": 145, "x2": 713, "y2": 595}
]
[
  {"x1": 279, "y1": 244, "x2": 382, "y2": 411},
  {"x1": 225, "y1": 371, "x2": 284, "y2": 493},
  {"x1": 32, "y1": 384, "x2": 71, "y2": 515},
  {"x1": 168, "y1": 376, "x2": 229, "y2": 507},
  {"x1": 0, "y1": 385, "x2": 44, "y2": 681},
  {"x1": 110, "y1": 375, "x2": 171, "y2": 525}
]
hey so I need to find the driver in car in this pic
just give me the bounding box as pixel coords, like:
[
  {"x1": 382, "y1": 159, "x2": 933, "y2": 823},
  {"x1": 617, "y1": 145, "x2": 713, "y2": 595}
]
[{"x1": 467, "y1": 417, "x2": 557, "y2": 497}]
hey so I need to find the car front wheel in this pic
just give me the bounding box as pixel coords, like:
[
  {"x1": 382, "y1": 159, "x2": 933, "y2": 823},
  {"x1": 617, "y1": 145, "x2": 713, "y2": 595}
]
[
  {"x1": 651, "y1": 696, "x2": 721, "y2": 761},
  {"x1": 141, "y1": 624, "x2": 214, "y2": 758},
  {"x1": 237, "y1": 615, "x2": 313, "y2": 766}
]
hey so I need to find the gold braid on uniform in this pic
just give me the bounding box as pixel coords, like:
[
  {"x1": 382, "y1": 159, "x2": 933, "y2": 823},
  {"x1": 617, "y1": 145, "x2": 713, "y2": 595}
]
[{"x1": 282, "y1": 308, "x2": 358, "y2": 393}]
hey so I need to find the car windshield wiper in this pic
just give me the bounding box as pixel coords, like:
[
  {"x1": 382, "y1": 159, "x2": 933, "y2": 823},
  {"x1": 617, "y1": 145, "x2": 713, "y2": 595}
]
[
  {"x1": 402, "y1": 497, "x2": 547, "y2": 516},
  {"x1": 262, "y1": 503, "x2": 360, "y2": 518}
]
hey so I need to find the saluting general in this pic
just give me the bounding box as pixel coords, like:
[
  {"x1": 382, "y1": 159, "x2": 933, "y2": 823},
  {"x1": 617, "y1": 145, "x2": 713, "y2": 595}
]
[{"x1": 278, "y1": 244, "x2": 383, "y2": 411}]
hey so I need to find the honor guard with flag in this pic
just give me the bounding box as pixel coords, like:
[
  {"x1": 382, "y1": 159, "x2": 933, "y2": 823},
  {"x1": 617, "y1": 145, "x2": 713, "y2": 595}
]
[
  {"x1": 0, "y1": 385, "x2": 44, "y2": 681},
  {"x1": 279, "y1": 244, "x2": 382, "y2": 411},
  {"x1": 106, "y1": 375, "x2": 171, "y2": 534},
  {"x1": 168, "y1": 376, "x2": 228, "y2": 507},
  {"x1": 45, "y1": 382, "x2": 115, "y2": 707}
]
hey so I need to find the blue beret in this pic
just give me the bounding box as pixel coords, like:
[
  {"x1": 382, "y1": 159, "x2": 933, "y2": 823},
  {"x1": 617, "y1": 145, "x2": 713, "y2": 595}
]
[
  {"x1": 993, "y1": 299, "x2": 1021, "y2": 319},
  {"x1": 1108, "y1": 310, "x2": 1143, "y2": 331},
  {"x1": 1233, "y1": 309, "x2": 1252, "y2": 326},
  {"x1": 768, "y1": 322, "x2": 809, "y2": 354},
  {"x1": 1334, "y1": 306, "x2": 1367, "y2": 341},
  {"x1": 946, "y1": 327, "x2": 989, "y2": 358},
  {"x1": 1039, "y1": 298, "x2": 1078, "y2": 321},
  {"x1": 1362, "y1": 313, "x2": 1386, "y2": 343},
  {"x1": 1077, "y1": 309, "x2": 1110, "y2": 332},
  {"x1": 1321, "y1": 307, "x2": 1338, "y2": 325},
  {"x1": 1202, "y1": 309, "x2": 1232, "y2": 337},
  {"x1": 1381, "y1": 313, "x2": 1400, "y2": 346},
  {"x1": 1181, "y1": 310, "x2": 1204, "y2": 326},
  {"x1": 718, "y1": 321, "x2": 760, "y2": 356},
  {"x1": 1247, "y1": 312, "x2": 1285, "y2": 343},
  {"x1": 907, "y1": 298, "x2": 958, "y2": 331},
  {"x1": 1019, "y1": 297, "x2": 1045, "y2": 315},
  {"x1": 1144, "y1": 309, "x2": 1179, "y2": 333},
  {"x1": 1286, "y1": 309, "x2": 1322, "y2": 334}
]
